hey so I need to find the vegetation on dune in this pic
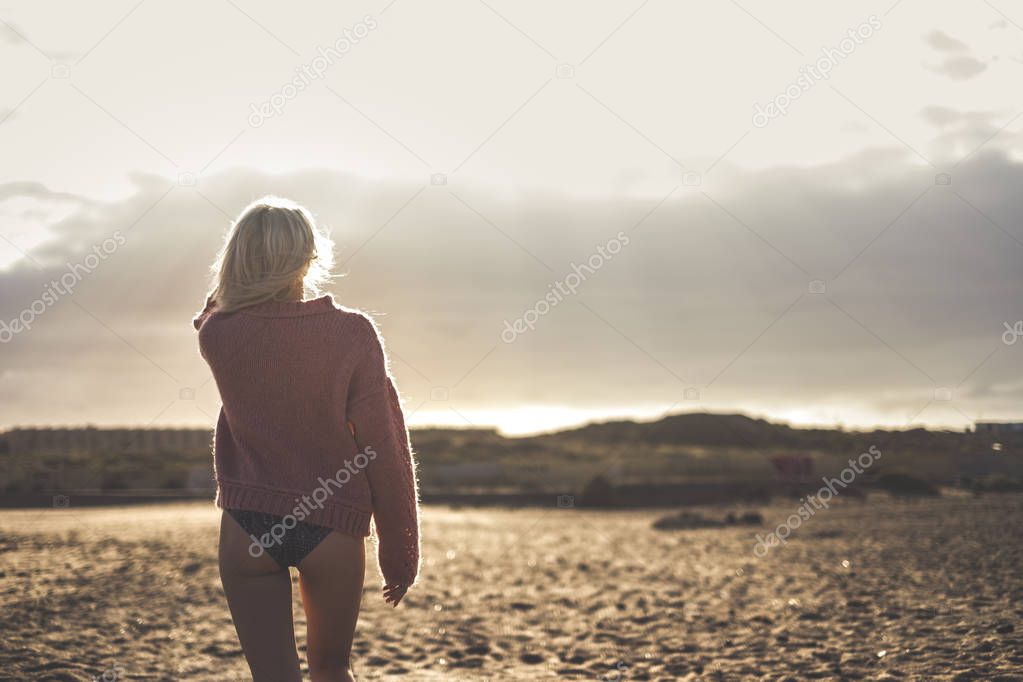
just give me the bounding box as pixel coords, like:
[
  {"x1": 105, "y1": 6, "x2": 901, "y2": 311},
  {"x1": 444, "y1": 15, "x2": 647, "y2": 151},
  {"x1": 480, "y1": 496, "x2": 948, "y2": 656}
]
[
  {"x1": 875, "y1": 472, "x2": 941, "y2": 497},
  {"x1": 1, "y1": 413, "x2": 1020, "y2": 499}
]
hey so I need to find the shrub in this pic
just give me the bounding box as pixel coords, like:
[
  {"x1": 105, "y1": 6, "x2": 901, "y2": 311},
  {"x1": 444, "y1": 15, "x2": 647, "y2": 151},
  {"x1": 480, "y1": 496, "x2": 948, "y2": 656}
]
[
  {"x1": 579, "y1": 475, "x2": 617, "y2": 507},
  {"x1": 875, "y1": 472, "x2": 939, "y2": 497}
]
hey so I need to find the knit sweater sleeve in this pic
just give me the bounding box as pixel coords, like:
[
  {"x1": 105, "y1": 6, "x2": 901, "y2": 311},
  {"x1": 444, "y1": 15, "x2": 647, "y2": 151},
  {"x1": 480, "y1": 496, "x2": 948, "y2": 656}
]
[{"x1": 346, "y1": 315, "x2": 421, "y2": 587}]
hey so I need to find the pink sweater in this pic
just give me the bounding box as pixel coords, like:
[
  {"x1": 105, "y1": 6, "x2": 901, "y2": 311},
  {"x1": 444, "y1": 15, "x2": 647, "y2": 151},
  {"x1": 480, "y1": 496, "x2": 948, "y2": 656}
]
[{"x1": 193, "y1": 295, "x2": 420, "y2": 587}]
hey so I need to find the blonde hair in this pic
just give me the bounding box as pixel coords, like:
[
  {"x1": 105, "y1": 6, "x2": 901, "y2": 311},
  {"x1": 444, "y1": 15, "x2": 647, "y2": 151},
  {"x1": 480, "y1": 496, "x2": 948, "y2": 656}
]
[{"x1": 205, "y1": 196, "x2": 334, "y2": 313}]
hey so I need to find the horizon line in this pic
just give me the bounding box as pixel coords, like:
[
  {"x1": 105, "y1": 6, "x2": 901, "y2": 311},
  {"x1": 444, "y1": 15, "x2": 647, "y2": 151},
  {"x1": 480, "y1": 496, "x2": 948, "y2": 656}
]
[{"x1": 2, "y1": 408, "x2": 1013, "y2": 439}]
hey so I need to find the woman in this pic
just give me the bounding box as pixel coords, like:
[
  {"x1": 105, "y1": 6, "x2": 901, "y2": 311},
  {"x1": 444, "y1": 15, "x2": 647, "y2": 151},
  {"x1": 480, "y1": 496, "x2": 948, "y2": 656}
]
[{"x1": 192, "y1": 197, "x2": 420, "y2": 682}]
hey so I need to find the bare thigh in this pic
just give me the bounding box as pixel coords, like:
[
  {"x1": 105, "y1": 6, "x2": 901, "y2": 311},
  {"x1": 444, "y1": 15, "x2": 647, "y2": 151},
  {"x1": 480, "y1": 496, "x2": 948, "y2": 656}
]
[
  {"x1": 218, "y1": 511, "x2": 302, "y2": 682},
  {"x1": 297, "y1": 532, "x2": 366, "y2": 682}
]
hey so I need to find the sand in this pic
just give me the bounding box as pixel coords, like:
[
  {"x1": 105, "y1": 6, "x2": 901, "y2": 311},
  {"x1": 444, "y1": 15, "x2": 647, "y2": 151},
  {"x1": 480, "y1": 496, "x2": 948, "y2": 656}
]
[{"x1": 1, "y1": 493, "x2": 1021, "y2": 680}]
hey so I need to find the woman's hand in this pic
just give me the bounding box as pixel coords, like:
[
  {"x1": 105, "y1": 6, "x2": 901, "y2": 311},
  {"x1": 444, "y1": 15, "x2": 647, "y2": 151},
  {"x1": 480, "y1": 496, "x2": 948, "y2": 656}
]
[{"x1": 383, "y1": 583, "x2": 409, "y2": 607}]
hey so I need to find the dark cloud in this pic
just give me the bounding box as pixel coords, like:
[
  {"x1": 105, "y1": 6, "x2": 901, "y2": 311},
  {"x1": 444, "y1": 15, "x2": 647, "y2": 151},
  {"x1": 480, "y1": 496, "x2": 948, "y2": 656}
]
[{"x1": 0, "y1": 147, "x2": 1021, "y2": 430}]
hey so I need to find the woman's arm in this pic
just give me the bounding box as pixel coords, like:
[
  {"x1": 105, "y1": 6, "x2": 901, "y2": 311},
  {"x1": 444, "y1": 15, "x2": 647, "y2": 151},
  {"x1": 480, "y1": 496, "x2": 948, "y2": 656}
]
[{"x1": 346, "y1": 315, "x2": 421, "y2": 602}]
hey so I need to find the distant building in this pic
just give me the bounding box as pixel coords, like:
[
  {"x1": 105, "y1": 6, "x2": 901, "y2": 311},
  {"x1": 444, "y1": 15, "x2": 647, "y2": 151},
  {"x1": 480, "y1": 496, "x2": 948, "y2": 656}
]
[
  {"x1": 0, "y1": 427, "x2": 212, "y2": 457},
  {"x1": 974, "y1": 422, "x2": 1023, "y2": 435}
]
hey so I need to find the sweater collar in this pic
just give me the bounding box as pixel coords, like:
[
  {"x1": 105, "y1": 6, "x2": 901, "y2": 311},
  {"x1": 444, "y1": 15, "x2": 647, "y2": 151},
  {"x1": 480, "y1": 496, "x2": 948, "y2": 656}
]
[{"x1": 239, "y1": 294, "x2": 336, "y2": 318}]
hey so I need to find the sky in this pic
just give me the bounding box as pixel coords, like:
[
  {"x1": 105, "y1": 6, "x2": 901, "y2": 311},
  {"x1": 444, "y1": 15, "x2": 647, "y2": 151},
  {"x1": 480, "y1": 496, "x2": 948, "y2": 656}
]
[{"x1": 1, "y1": 0, "x2": 1022, "y2": 435}]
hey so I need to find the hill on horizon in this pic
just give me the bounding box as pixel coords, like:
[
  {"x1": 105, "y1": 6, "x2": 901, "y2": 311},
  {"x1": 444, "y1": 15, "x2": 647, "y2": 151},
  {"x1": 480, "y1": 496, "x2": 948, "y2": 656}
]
[{"x1": 3, "y1": 412, "x2": 1019, "y2": 497}]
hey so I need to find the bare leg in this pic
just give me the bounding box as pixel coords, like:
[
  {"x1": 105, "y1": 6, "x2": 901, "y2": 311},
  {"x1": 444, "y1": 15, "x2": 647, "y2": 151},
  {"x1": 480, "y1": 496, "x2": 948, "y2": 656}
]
[
  {"x1": 218, "y1": 511, "x2": 302, "y2": 682},
  {"x1": 297, "y1": 532, "x2": 366, "y2": 682}
]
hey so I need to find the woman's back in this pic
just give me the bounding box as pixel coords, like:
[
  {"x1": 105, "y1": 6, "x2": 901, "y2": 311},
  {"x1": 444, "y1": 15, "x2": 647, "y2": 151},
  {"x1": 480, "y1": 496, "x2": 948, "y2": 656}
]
[
  {"x1": 196, "y1": 293, "x2": 419, "y2": 571},
  {"x1": 198, "y1": 297, "x2": 365, "y2": 490},
  {"x1": 195, "y1": 197, "x2": 419, "y2": 681}
]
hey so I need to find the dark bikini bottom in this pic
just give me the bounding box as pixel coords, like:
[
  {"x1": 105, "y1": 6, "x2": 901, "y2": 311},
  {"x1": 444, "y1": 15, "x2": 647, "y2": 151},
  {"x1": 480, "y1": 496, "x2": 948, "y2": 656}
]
[{"x1": 227, "y1": 509, "x2": 333, "y2": 568}]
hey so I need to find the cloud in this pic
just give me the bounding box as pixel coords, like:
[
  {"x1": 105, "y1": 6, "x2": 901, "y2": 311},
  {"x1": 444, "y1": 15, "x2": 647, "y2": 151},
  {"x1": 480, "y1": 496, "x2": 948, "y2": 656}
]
[
  {"x1": 921, "y1": 32, "x2": 987, "y2": 80},
  {"x1": 924, "y1": 30, "x2": 969, "y2": 52},
  {"x1": 918, "y1": 107, "x2": 1007, "y2": 153},
  {"x1": 0, "y1": 22, "x2": 22, "y2": 45},
  {"x1": 926, "y1": 55, "x2": 987, "y2": 80},
  {"x1": 917, "y1": 106, "x2": 1021, "y2": 161},
  {"x1": 0, "y1": 141, "x2": 1021, "y2": 431},
  {"x1": 0, "y1": 181, "x2": 96, "y2": 205},
  {"x1": 919, "y1": 106, "x2": 996, "y2": 129},
  {"x1": 0, "y1": 20, "x2": 72, "y2": 60},
  {"x1": 0, "y1": 21, "x2": 42, "y2": 50}
]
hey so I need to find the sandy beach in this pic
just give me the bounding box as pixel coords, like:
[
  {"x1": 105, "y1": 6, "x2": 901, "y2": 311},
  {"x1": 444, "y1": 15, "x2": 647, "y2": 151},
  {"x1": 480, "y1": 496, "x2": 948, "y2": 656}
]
[{"x1": 1, "y1": 494, "x2": 1021, "y2": 680}]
